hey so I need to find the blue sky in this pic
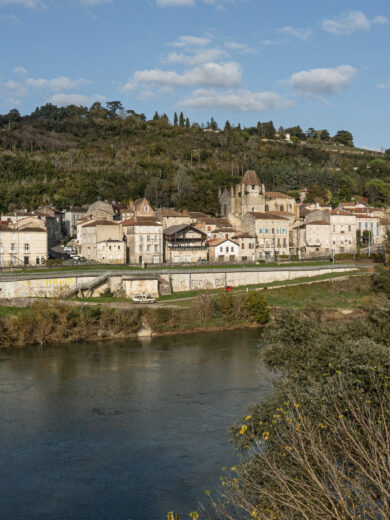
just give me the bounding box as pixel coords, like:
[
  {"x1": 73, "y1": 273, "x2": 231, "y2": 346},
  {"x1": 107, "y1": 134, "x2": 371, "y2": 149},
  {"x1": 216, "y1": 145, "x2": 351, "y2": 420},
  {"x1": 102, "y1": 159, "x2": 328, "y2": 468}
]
[{"x1": 0, "y1": 0, "x2": 389, "y2": 149}]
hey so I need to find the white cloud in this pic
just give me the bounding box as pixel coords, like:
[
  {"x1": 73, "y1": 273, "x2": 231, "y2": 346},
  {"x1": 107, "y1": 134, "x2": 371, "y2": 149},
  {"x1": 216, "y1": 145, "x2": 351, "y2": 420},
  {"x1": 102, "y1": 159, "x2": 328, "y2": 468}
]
[
  {"x1": 377, "y1": 79, "x2": 390, "y2": 89},
  {"x1": 0, "y1": 0, "x2": 45, "y2": 6},
  {"x1": 26, "y1": 76, "x2": 87, "y2": 91},
  {"x1": 179, "y1": 88, "x2": 293, "y2": 111},
  {"x1": 13, "y1": 66, "x2": 28, "y2": 75},
  {"x1": 156, "y1": 0, "x2": 194, "y2": 6},
  {"x1": 48, "y1": 93, "x2": 106, "y2": 106},
  {"x1": 167, "y1": 48, "x2": 226, "y2": 65},
  {"x1": 169, "y1": 35, "x2": 211, "y2": 47},
  {"x1": 277, "y1": 26, "x2": 312, "y2": 40},
  {"x1": 225, "y1": 41, "x2": 256, "y2": 54},
  {"x1": 289, "y1": 65, "x2": 356, "y2": 95},
  {"x1": 81, "y1": 0, "x2": 111, "y2": 4},
  {"x1": 122, "y1": 61, "x2": 242, "y2": 92},
  {"x1": 322, "y1": 11, "x2": 388, "y2": 35},
  {"x1": 2, "y1": 80, "x2": 28, "y2": 97}
]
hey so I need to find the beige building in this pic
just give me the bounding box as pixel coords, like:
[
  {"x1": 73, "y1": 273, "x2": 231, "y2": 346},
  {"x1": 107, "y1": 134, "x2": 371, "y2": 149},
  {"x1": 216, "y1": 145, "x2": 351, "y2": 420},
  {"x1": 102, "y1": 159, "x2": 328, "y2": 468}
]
[
  {"x1": 242, "y1": 212, "x2": 289, "y2": 260},
  {"x1": 330, "y1": 210, "x2": 356, "y2": 254},
  {"x1": 208, "y1": 238, "x2": 240, "y2": 262},
  {"x1": 0, "y1": 217, "x2": 48, "y2": 267},
  {"x1": 305, "y1": 220, "x2": 331, "y2": 255},
  {"x1": 121, "y1": 198, "x2": 155, "y2": 221},
  {"x1": 164, "y1": 224, "x2": 207, "y2": 263},
  {"x1": 79, "y1": 220, "x2": 124, "y2": 262},
  {"x1": 232, "y1": 232, "x2": 257, "y2": 262},
  {"x1": 355, "y1": 214, "x2": 382, "y2": 244},
  {"x1": 86, "y1": 201, "x2": 115, "y2": 221},
  {"x1": 155, "y1": 208, "x2": 192, "y2": 230},
  {"x1": 96, "y1": 240, "x2": 126, "y2": 264},
  {"x1": 265, "y1": 192, "x2": 298, "y2": 218},
  {"x1": 122, "y1": 217, "x2": 163, "y2": 265}
]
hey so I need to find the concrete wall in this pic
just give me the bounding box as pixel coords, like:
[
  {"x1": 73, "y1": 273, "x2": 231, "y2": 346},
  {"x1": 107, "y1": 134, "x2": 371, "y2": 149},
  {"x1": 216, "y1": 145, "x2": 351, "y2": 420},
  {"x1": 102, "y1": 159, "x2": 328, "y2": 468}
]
[{"x1": 0, "y1": 266, "x2": 357, "y2": 299}]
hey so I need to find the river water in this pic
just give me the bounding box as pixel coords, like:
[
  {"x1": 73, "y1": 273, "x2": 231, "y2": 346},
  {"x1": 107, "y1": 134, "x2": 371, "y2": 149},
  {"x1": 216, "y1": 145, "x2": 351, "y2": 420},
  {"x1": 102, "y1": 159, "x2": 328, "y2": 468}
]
[{"x1": 0, "y1": 329, "x2": 272, "y2": 520}]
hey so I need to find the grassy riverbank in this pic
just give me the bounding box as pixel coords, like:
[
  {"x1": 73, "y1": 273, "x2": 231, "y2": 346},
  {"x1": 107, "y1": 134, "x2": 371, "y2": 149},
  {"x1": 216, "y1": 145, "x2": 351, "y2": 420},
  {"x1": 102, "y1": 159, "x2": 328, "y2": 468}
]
[{"x1": 0, "y1": 271, "x2": 387, "y2": 349}]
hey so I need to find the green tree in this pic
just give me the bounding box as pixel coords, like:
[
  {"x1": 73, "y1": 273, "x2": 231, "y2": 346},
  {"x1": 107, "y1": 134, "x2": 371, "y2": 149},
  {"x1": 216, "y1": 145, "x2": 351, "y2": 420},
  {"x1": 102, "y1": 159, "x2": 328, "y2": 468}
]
[
  {"x1": 245, "y1": 290, "x2": 269, "y2": 324},
  {"x1": 106, "y1": 101, "x2": 123, "y2": 118},
  {"x1": 334, "y1": 129, "x2": 354, "y2": 147},
  {"x1": 179, "y1": 112, "x2": 185, "y2": 128},
  {"x1": 173, "y1": 112, "x2": 178, "y2": 127},
  {"x1": 224, "y1": 120, "x2": 231, "y2": 132},
  {"x1": 185, "y1": 117, "x2": 190, "y2": 129}
]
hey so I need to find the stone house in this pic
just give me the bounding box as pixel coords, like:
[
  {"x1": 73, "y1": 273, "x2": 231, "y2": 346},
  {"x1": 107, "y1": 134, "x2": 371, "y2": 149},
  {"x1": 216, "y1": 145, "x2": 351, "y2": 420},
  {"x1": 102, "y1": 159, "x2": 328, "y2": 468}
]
[
  {"x1": 231, "y1": 232, "x2": 257, "y2": 262},
  {"x1": 355, "y1": 214, "x2": 382, "y2": 244},
  {"x1": 121, "y1": 198, "x2": 155, "y2": 221},
  {"x1": 86, "y1": 201, "x2": 115, "y2": 221},
  {"x1": 155, "y1": 208, "x2": 192, "y2": 230},
  {"x1": 330, "y1": 210, "x2": 356, "y2": 254},
  {"x1": 265, "y1": 192, "x2": 298, "y2": 218},
  {"x1": 207, "y1": 238, "x2": 240, "y2": 262},
  {"x1": 122, "y1": 217, "x2": 163, "y2": 265},
  {"x1": 163, "y1": 224, "x2": 207, "y2": 264},
  {"x1": 79, "y1": 220, "x2": 124, "y2": 262},
  {"x1": 0, "y1": 217, "x2": 48, "y2": 267},
  {"x1": 63, "y1": 206, "x2": 87, "y2": 237},
  {"x1": 96, "y1": 239, "x2": 127, "y2": 264},
  {"x1": 305, "y1": 220, "x2": 331, "y2": 255},
  {"x1": 34, "y1": 205, "x2": 63, "y2": 246},
  {"x1": 242, "y1": 212, "x2": 289, "y2": 260}
]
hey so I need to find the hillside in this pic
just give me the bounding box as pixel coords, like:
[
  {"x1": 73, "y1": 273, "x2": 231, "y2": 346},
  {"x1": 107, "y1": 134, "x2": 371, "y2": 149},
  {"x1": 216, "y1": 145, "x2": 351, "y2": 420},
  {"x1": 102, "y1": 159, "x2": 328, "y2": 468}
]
[{"x1": 0, "y1": 105, "x2": 389, "y2": 214}]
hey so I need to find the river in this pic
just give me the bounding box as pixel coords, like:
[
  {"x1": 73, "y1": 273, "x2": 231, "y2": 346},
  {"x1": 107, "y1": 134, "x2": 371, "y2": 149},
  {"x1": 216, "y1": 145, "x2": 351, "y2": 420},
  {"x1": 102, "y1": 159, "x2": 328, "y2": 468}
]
[{"x1": 0, "y1": 329, "x2": 272, "y2": 520}]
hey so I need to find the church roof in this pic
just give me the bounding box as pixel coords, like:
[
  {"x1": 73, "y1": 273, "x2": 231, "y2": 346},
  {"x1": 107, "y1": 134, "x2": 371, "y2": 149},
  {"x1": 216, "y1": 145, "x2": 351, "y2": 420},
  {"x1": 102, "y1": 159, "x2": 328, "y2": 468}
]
[{"x1": 242, "y1": 170, "x2": 261, "y2": 186}]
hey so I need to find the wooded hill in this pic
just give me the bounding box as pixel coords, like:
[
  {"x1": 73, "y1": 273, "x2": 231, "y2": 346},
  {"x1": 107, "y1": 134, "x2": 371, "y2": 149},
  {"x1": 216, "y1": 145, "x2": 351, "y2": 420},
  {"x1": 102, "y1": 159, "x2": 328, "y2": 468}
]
[{"x1": 0, "y1": 103, "x2": 389, "y2": 215}]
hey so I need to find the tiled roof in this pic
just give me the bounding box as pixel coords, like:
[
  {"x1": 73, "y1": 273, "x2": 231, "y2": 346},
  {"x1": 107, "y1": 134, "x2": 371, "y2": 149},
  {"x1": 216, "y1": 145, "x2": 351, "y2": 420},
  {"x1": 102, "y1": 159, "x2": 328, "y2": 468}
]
[
  {"x1": 122, "y1": 217, "x2": 162, "y2": 227},
  {"x1": 164, "y1": 224, "x2": 206, "y2": 236},
  {"x1": 307, "y1": 220, "x2": 330, "y2": 226},
  {"x1": 83, "y1": 220, "x2": 119, "y2": 228},
  {"x1": 248, "y1": 212, "x2": 289, "y2": 221},
  {"x1": 232, "y1": 233, "x2": 255, "y2": 239},
  {"x1": 331, "y1": 210, "x2": 355, "y2": 216},
  {"x1": 242, "y1": 170, "x2": 261, "y2": 186},
  {"x1": 207, "y1": 238, "x2": 239, "y2": 247},
  {"x1": 265, "y1": 192, "x2": 294, "y2": 199}
]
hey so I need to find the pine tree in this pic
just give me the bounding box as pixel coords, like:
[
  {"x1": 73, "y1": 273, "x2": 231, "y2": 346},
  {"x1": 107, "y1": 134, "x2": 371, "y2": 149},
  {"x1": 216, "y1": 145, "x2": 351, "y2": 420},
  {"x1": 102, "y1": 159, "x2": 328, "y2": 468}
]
[
  {"x1": 185, "y1": 118, "x2": 190, "y2": 129},
  {"x1": 153, "y1": 111, "x2": 159, "y2": 120},
  {"x1": 224, "y1": 120, "x2": 231, "y2": 131},
  {"x1": 179, "y1": 112, "x2": 185, "y2": 128},
  {"x1": 173, "y1": 112, "x2": 178, "y2": 127}
]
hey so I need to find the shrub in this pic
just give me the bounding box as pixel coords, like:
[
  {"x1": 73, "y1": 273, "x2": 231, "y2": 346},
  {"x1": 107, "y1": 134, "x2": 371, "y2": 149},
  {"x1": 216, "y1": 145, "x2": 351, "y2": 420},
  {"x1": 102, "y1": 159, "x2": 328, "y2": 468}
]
[
  {"x1": 100, "y1": 287, "x2": 115, "y2": 298},
  {"x1": 372, "y1": 268, "x2": 390, "y2": 296},
  {"x1": 245, "y1": 290, "x2": 269, "y2": 324}
]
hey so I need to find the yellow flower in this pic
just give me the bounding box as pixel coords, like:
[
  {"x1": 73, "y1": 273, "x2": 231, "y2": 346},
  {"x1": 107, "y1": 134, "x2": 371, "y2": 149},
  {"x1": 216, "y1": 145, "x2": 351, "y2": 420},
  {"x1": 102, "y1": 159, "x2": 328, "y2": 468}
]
[
  {"x1": 262, "y1": 431, "x2": 270, "y2": 440},
  {"x1": 189, "y1": 512, "x2": 199, "y2": 520},
  {"x1": 245, "y1": 415, "x2": 252, "y2": 421},
  {"x1": 230, "y1": 466, "x2": 237, "y2": 472},
  {"x1": 293, "y1": 402, "x2": 300, "y2": 408},
  {"x1": 205, "y1": 489, "x2": 210, "y2": 496},
  {"x1": 285, "y1": 445, "x2": 292, "y2": 451},
  {"x1": 239, "y1": 425, "x2": 248, "y2": 435},
  {"x1": 336, "y1": 370, "x2": 342, "y2": 375}
]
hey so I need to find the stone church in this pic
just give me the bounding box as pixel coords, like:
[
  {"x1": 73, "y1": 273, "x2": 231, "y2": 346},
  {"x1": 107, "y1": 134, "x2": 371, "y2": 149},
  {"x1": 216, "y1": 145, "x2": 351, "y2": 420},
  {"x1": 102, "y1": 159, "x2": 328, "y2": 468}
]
[{"x1": 219, "y1": 170, "x2": 266, "y2": 229}]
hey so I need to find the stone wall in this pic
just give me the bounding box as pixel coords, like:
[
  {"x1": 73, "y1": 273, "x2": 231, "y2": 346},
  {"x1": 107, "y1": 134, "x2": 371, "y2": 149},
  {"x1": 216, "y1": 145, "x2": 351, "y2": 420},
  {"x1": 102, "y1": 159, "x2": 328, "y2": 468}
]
[{"x1": 0, "y1": 266, "x2": 357, "y2": 299}]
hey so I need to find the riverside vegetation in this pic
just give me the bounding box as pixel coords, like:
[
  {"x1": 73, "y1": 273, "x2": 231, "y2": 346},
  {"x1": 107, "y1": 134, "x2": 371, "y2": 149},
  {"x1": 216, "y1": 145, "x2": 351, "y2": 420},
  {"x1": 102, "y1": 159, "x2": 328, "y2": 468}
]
[
  {"x1": 166, "y1": 269, "x2": 390, "y2": 520},
  {"x1": 0, "y1": 290, "x2": 269, "y2": 348}
]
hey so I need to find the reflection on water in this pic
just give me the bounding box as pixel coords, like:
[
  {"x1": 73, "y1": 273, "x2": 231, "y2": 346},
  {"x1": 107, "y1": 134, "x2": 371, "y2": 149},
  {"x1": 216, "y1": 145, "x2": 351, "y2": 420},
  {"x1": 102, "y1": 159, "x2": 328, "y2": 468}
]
[{"x1": 0, "y1": 329, "x2": 272, "y2": 520}]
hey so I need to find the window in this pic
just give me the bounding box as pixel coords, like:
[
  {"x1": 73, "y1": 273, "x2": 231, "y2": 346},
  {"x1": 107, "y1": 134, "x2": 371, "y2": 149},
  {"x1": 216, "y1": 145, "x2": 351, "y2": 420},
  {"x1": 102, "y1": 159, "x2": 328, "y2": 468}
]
[
  {"x1": 154, "y1": 244, "x2": 158, "y2": 252},
  {"x1": 41, "y1": 257, "x2": 45, "y2": 264},
  {"x1": 24, "y1": 256, "x2": 29, "y2": 265},
  {"x1": 11, "y1": 243, "x2": 16, "y2": 252},
  {"x1": 348, "y1": 225, "x2": 352, "y2": 232},
  {"x1": 144, "y1": 206, "x2": 149, "y2": 213},
  {"x1": 24, "y1": 243, "x2": 30, "y2": 252},
  {"x1": 231, "y1": 247, "x2": 234, "y2": 252},
  {"x1": 280, "y1": 205, "x2": 284, "y2": 212},
  {"x1": 24, "y1": 234, "x2": 29, "y2": 241},
  {"x1": 225, "y1": 247, "x2": 229, "y2": 252},
  {"x1": 36, "y1": 257, "x2": 40, "y2": 265},
  {"x1": 265, "y1": 205, "x2": 269, "y2": 212},
  {"x1": 259, "y1": 228, "x2": 263, "y2": 234},
  {"x1": 241, "y1": 243, "x2": 244, "y2": 249}
]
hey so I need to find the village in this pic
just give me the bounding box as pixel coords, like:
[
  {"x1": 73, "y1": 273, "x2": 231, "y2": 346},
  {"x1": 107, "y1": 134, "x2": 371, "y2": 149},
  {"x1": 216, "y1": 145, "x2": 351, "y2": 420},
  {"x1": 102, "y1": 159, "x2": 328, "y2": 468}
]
[{"x1": 0, "y1": 169, "x2": 389, "y2": 269}]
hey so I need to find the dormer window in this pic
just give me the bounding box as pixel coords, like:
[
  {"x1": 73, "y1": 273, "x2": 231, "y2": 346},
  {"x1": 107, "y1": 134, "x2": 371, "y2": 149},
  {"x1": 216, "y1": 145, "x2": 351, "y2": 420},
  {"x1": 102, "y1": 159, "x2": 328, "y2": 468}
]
[
  {"x1": 144, "y1": 206, "x2": 149, "y2": 213},
  {"x1": 252, "y1": 185, "x2": 255, "y2": 190}
]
